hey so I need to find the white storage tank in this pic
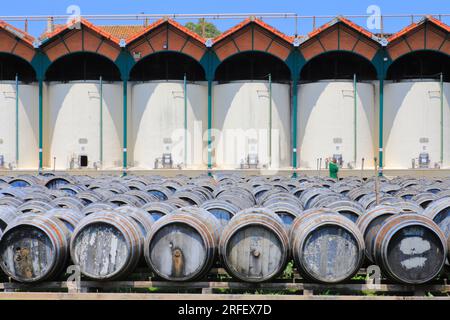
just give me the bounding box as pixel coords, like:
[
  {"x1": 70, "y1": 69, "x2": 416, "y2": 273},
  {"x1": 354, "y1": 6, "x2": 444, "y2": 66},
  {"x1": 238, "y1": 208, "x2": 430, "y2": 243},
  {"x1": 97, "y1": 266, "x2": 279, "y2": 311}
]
[
  {"x1": 298, "y1": 81, "x2": 376, "y2": 169},
  {"x1": 0, "y1": 82, "x2": 39, "y2": 169},
  {"x1": 131, "y1": 81, "x2": 208, "y2": 169},
  {"x1": 45, "y1": 81, "x2": 123, "y2": 170},
  {"x1": 384, "y1": 80, "x2": 450, "y2": 169},
  {"x1": 213, "y1": 81, "x2": 291, "y2": 169}
]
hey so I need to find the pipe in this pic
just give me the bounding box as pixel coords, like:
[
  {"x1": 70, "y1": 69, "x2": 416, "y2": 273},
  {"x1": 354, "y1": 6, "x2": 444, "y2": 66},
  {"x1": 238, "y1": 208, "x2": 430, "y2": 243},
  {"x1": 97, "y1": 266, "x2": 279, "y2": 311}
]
[
  {"x1": 207, "y1": 79, "x2": 212, "y2": 171},
  {"x1": 99, "y1": 76, "x2": 103, "y2": 166},
  {"x1": 292, "y1": 77, "x2": 298, "y2": 172},
  {"x1": 122, "y1": 79, "x2": 127, "y2": 176},
  {"x1": 440, "y1": 72, "x2": 444, "y2": 165},
  {"x1": 268, "y1": 73, "x2": 272, "y2": 167},
  {"x1": 353, "y1": 74, "x2": 357, "y2": 165},
  {"x1": 378, "y1": 78, "x2": 384, "y2": 176},
  {"x1": 184, "y1": 73, "x2": 187, "y2": 167},
  {"x1": 38, "y1": 79, "x2": 43, "y2": 173},
  {"x1": 15, "y1": 74, "x2": 19, "y2": 165}
]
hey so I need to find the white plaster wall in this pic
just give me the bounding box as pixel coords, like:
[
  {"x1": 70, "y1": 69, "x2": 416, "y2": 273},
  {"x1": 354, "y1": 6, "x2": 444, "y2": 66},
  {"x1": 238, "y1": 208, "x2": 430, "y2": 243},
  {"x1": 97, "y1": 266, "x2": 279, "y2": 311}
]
[
  {"x1": 0, "y1": 83, "x2": 39, "y2": 169},
  {"x1": 298, "y1": 81, "x2": 376, "y2": 169},
  {"x1": 131, "y1": 82, "x2": 207, "y2": 169},
  {"x1": 45, "y1": 82, "x2": 123, "y2": 170},
  {"x1": 213, "y1": 82, "x2": 290, "y2": 169},
  {"x1": 384, "y1": 81, "x2": 450, "y2": 169}
]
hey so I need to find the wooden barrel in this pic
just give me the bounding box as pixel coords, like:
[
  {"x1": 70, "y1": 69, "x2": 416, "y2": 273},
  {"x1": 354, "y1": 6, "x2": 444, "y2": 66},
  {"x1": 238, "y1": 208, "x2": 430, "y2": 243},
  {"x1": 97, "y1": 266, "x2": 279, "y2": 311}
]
[
  {"x1": 144, "y1": 207, "x2": 220, "y2": 281},
  {"x1": 200, "y1": 199, "x2": 240, "y2": 227},
  {"x1": 423, "y1": 197, "x2": 450, "y2": 239},
  {"x1": 290, "y1": 211, "x2": 365, "y2": 283},
  {"x1": 0, "y1": 196, "x2": 24, "y2": 207},
  {"x1": 265, "y1": 202, "x2": 301, "y2": 227},
  {"x1": 219, "y1": 208, "x2": 289, "y2": 282},
  {"x1": 356, "y1": 205, "x2": 399, "y2": 262},
  {"x1": 141, "y1": 202, "x2": 177, "y2": 221},
  {"x1": 325, "y1": 200, "x2": 365, "y2": 222},
  {"x1": 114, "y1": 206, "x2": 155, "y2": 236},
  {"x1": 82, "y1": 202, "x2": 117, "y2": 215},
  {"x1": 17, "y1": 200, "x2": 55, "y2": 214},
  {"x1": 70, "y1": 210, "x2": 143, "y2": 280},
  {"x1": 51, "y1": 196, "x2": 85, "y2": 210},
  {"x1": 45, "y1": 208, "x2": 84, "y2": 232},
  {"x1": 145, "y1": 185, "x2": 172, "y2": 201},
  {"x1": 124, "y1": 190, "x2": 159, "y2": 204},
  {"x1": 0, "y1": 215, "x2": 70, "y2": 282},
  {"x1": 0, "y1": 205, "x2": 20, "y2": 230},
  {"x1": 411, "y1": 192, "x2": 437, "y2": 209},
  {"x1": 373, "y1": 214, "x2": 447, "y2": 284},
  {"x1": 107, "y1": 194, "x2": 145, "y2": 207}
]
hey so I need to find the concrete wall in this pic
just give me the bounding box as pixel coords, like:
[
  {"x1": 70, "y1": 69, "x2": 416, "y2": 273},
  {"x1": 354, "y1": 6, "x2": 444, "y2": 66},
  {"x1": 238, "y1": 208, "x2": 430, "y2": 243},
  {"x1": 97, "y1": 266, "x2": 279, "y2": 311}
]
[
  {"x1": 212, "y1": 82, "x2": 291, "y2": 169},
  {"x1": 44, "y1": 82, "x2": 123, "y2": 170},
  {"x1": 384, "y1": 81, "x2": 450, "y2": 169},
  {"x1": 298, "y1": 81, "x2": 376, "y2": 169},
  {"x1": 0, "y1": 83, "x2": 39, "y2": 169},
  {"x1": 130, "y1": 82, "x2": 207, "y2": 169}
]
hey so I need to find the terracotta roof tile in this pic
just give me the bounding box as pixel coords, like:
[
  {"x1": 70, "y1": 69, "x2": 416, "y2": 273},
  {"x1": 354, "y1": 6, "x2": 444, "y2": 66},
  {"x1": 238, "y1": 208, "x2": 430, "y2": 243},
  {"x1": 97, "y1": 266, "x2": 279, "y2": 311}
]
[
  {"x1": 387, "y1": 16, "x2": 450, "y2": 43},
  {"x1": 0, "y1": 20, "x2": 35, "y2": 46},
  {"x1": 126, "y1": 18, "x2": 206, "y2": 45},
  {"x1": 213, "y1": 18, "x2": 293, "y2": 45},
  {"x1": 97, "y1": 25, "x2": 146, "y2": 40},
  {"x1": 40, "y1": 18, "x2": 121, "y2": 46}
]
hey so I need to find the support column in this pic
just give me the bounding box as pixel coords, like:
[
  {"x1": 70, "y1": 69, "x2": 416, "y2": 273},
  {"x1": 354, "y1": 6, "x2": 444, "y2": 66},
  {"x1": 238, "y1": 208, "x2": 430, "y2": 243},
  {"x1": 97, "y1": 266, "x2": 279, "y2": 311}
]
[
  {"x1": 378, "y1": 77, "x2": 384, "y2": 176},
  {"x1": 122, "y1": 79, "x2": 128, "y2": 176},
  {"x1": 207, "y1": 78, "x2": 212, "y2": 172},
  {"x1": 38, "y1": 79, "x2": 43, "y2": 172}
]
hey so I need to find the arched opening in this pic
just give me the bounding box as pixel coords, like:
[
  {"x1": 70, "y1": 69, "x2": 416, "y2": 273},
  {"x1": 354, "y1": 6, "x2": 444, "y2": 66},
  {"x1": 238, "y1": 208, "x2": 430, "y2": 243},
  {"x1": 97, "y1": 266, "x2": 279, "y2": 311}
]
[
  {"x1": 300, "y1": 51, "x2": 377, "y2": 82},
  {"x1": 214, "y1": 51, "x2": 291, "y2": 83},
  {"x1": 386, "y1": 51, "x2": 450, "y2": 81},
  {"x1": 0, "y1": 53, "x2": 36, "y2": 82},
  {"x1": 45, "y1": 52, "x2": 121, "y2": 81},
  {"x1": 129, "y1": 52, "x2": 205, "y2": 81}
]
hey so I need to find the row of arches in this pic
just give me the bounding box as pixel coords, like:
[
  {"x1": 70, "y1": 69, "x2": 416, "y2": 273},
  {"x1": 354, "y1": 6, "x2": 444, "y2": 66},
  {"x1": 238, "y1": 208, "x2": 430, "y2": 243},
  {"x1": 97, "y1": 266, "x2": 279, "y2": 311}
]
[{"x1": 3, "y1": 49, "x2": 450, "y2": 83}]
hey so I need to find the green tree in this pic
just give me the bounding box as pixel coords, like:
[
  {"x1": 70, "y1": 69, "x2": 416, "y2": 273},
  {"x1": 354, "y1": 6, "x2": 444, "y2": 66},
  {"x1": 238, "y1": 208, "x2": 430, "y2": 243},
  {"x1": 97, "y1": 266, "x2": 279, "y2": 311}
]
[{"x1": 185, "y1": 18, "x2": 221, "y2": 38}]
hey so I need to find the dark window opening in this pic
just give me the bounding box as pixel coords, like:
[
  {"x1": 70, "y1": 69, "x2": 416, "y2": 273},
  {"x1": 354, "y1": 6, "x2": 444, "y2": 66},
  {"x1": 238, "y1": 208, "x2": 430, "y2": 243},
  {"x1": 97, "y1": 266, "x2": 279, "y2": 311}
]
[
  {"x1": 129, "y1": 52, "x2": 205, "y2": 82},
  {"x1": 386, "y1": 51, "x2": 450, "y2": 81},
  {"x1": 45, "y1": 52, "x2": 121, "y2": 81},
  {"x1": 300, "y1": 51, "x2": 377, "y2": 82},
  {"x1": 0, "y1": 53, "x2": 36, "y2": 83},
  {"x1": 214, "y1": 52, "x2": 291, "y2": 83}
]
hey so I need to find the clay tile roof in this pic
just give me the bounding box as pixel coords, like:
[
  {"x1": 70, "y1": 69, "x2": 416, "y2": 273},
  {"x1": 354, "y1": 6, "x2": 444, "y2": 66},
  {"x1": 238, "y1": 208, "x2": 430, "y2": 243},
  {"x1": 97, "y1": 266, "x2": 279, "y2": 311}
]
[
  {"x1": 98, "y1": 25, "x2": 147, "y2": 40},
  {"x1": 40, "y1": 18, "x2": 121, "y2": 45},
  {"x1": 0, "y1": 20, "x2": 35, "y2": 46},
  {"x1": 213, "y1": 17, "x2": 293, "y2": 45},
  {"x1": 126, "y1": 18, "x2": 206, "y2": 45},
  {"x1": 387, "y1": 15, "x2": 450, "y2": 43},
  {"x1": 306, "y1": 16, "x2": 378, "y2": 43}
]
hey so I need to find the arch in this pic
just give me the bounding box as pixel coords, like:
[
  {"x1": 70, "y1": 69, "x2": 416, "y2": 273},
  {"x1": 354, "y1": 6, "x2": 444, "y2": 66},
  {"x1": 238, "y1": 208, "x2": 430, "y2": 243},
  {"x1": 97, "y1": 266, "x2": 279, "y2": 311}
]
[
  {"x1": 387, "y1": 18, "x2": 450, "y2": 62},
  {"x1": 214, "y1": 50, "x2": 291, "y2": 82},
  {"x1": 300, "y1": 50, "x2": 378, "y2": 81},
  {"x1": 386, "y1": 50, "x2": 450, "y2": 81},
  {"x1": 299, "y1": 18, "x2": 380, "y2": 63},
  {"x1": 45, "y1": 51, "x2": 121, "y2": 81},
  {"x1": 212, "y1": 19, "x2": 292, "y2": 63},
  {"x1": 0, "y1": 52, "x2": 36, "y2": 82},
  {"x1": 0, "y1": 22, "x2": 36, "y2": 63},
  {"x1": 126, "y1": 19, "x2": 207, "y2": 64},
  {"x1": 129, "y1": 51, "x2": 206, "y2": 81}
]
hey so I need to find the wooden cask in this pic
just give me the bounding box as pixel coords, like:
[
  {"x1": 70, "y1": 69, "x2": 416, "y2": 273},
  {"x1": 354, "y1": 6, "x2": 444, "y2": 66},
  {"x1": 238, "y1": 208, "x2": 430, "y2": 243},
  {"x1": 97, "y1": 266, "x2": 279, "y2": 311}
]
[
  {"x1": 200, "y1": 199, "x2": 240, "y2": 227},
  {"x1": 70, "y1": 211, "x2": 143, "y2": 280},
  {"x1": 423, "y1": 197, "x2": 450, "y2": 239},
  {"x1": 0, "y1": 205, "x2": 20, "y2": 231},
  {"x1": 0, "y1": 215, "x2": 70, "y2": 282},
  {"x1": 290, "y1": 211, "x2": 365, "y2": 283},
  {"x1": 219, "y1": 208, "x2": 289, "y2": 282},
  {"x1": 141, "y1": 202, "x2": 178, "y2": 221},
  {"x1": 325, "y1": 200, "x2": 365, "y2": 222},
  {"x1": 45, "y1": 208, "x2": 85, "y2": 232},
  {"x1": 356, "y1": 205, "x2": 399, "y2": 262},
  {"x1": 144, "y1": 207, "x2": 220, "y2": 281},
  {"x1": 373, "y1": 214, "x2": 447, "y2": 284}
]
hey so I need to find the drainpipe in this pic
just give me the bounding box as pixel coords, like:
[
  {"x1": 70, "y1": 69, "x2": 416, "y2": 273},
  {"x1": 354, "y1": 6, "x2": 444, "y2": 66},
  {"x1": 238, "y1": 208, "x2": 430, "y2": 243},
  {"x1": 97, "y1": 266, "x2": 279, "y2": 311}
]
[
  {"x1": 15, "y1": 74, "x2": 19, "y2": 166},
  {"x1": 292, "y1": 76, "x2": 298, "y2": 175},
  {"x1": 184, "y1": 73, "x2": 187, "y2": 167},
  {"x1": 38, "y1": 79, "x2": 43, "y2": 173},
  {"x1": 353, "y1": 73, "x2": 357, "y2": 165},
  {"x1": 268, "y1": 73, "x2": 272, "y2": 168},
  {"x1": 378, "y1": 77, "x2": 384, "y2": 176},
  {"x1": 122, "y1": 79, "x2": 127, "y2": 176},
  {"x1": 99, "y1": 76, "x2": 103, "y2": 166},
  {"x1": 440, "y1": 72, "x2": 444, "y2": 166},
  {"x1": 207, "y1": 78, "x2": 212, "y2": 172}
]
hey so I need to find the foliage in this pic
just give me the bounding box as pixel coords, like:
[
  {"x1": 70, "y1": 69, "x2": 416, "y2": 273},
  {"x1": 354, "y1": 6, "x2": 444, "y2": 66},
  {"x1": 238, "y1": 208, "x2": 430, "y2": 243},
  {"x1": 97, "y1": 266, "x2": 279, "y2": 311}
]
[{"x1": 185, "y1": 19, "x2": 222, "y2": 38}]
